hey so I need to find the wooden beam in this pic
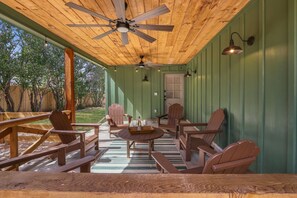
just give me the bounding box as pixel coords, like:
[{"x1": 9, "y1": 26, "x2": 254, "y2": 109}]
[{"x1": 64, "y1": 48, "x2": 75, "y2": 123}]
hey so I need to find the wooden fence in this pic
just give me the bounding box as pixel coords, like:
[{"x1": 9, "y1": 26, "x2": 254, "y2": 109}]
[{"x1": 0, "y1": 85, "x2": 97, "y2": 112}]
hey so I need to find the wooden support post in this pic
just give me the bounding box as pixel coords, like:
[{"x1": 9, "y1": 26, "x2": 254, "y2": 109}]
[
  {"x1": 80, "y1": 133, "x2": 86, "y2": 158},
  {"x1": 9, "y1": 127, "x2": 18, "y2": 170},
  {"x1": 64, "y1": 48, "x2": 75, "y2": 123},
  {"x1": 57, "y1": 146, "x2": 66, "y2": 166}
]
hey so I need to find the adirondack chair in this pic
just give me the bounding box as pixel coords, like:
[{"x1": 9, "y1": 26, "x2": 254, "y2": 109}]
[
  {"x1": 157, "y1": 103, "x2": 183, "y2": 139},
  {"x1": 152, "y1": 139, "x2": 260, "y2": 174},
  {"x1": 0, "y1": 144, "x2": 96, "y2": 173},
  {"x1": 49, "y1": 111, "x2": 100, "y2": 158},
  {"x1": 106, "y1": 104, "x2": 132, "y2": 137},
  {"x1": 179, "y1": 108, "x2": 225, "y2": 161}
]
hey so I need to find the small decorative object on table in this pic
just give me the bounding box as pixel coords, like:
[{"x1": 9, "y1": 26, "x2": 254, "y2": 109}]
[
  {"x1": 129, "y1": 126, "x2": 155, "y2": 134},
  {"x1": 129, "y1": 117, "x2": 153, "y2": 134}
]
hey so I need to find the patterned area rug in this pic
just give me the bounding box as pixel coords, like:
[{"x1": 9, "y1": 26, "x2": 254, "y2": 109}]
[{"x1": 91, "y1": 134, "x2": 186, "y2": 174}]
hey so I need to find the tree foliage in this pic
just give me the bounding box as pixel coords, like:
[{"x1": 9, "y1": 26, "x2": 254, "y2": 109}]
[
  {"x1": 0, "y1": 22, "x2": 20, "y2": 112},
  {"x1": 0, "y1": 19, "x2": 105, "y2": 112}
]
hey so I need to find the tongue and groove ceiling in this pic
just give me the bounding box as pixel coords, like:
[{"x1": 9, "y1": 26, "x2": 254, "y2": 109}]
[{"x1": 0, "y1": 0, "x2": 250, "y2": 66}]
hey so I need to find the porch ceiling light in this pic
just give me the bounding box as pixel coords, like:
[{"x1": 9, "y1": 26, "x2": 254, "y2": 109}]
[
  {"x1": 184, "y1": 69, "x2": 196, "y2": 78},
  {"x1": 222, "y1": 32, "x2": 255, "y2": 55}
]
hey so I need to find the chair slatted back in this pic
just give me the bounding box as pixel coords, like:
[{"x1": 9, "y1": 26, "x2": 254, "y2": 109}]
[
  {"x1": 202, "y1": 140, "x2": 260, "y2": 174},
  {"x1": 203, "y1": 109, "x2": 225, "y2": 145},
  {"x1": 49, "y1": 111, "x2": 76, "y2": 144},
  {"x1": 167, "y1": 103, "x2": 183, "y2": 127},
  {"x1": 108, "y1": 104, "x2": 125, "y2": 126}
]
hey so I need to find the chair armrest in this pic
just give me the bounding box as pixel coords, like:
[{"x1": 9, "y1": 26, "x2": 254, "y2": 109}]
[
  {"x1": 50, "y1": 129, "x2": 87, "y2": 135},
  {"x1": 157, "y1": 114, "x2": 168, "y2": 125},
  {"x1": 0, "y1": 144, "x2": 68, "y2": 168},
  {"x1": 157, "y1": 114, "x2": 168, "y2": 119},
  {"x1": 71, "y1": 123, "x2": 100, "y2": 128},
  {"x1": 124, "y1": 114, "x2": 132, "y2": 123},
  {"x1": 184, "y1": 129, "x2": 219, "y2": 139},
  {"x1": 151, "y1": 152, "x2": 180, "y2": 173},
  {"x1": 179, "y1": 122, "x2": 208, "y2": 127},
  {"x1": 49, "y1": 156, "x2": 95, "y2": 173},
  {"x1": 198, "y1": 145, "x2": 217, "y2": 156},
  {"x1": 106, "y1": 115, "x2": 111, "y2": 120}
]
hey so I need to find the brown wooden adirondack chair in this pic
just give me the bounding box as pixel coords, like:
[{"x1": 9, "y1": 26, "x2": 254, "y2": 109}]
[
  {"x1": 179, "y1": 108, "x2": 225, "y2": 161},
  {"x1": 106, "y1": 104, "x2": 132, "y2": 137},
  {"x1": 0, "y1": 144, "x2": 96, "y2": 173},
  {"x1": 49, "y1": 111, "x2": 100, "y2": 158},
  {"x1": 157, "y1": 103, "x2": 183, "y2": 139},
  {"x1": 152, "y1": 139, "x2": 260, "y2": 174}
]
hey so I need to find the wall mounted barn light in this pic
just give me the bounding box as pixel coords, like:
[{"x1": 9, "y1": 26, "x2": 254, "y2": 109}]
[
  {"x1": 222, "y1": 32, "x2": 255, "y2": 55},
  {"x1": 142, "y1": 74, "x2": 149, "y2": 82},
  {"x1": 184, "y1": 69, "x2": 196, "y2": 78},
  {"x1": 114, "y1": 67, "x2": 117, "y2": 72}
]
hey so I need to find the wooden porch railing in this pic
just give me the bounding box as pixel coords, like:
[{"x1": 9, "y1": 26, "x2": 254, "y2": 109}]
[
  {"x1": 0, "y1": 172, "x2": 296, "y2": 197},
  {"x1": 0, "y1": 111, "x2": 71, "y2": 169}
]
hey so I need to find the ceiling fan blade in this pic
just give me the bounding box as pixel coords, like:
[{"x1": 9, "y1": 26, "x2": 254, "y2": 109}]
[
  {"x1": 93, "y1": 29, "x2": 115, "y2": 40},
  {"x1": 130, "y1": 29, "x2": 156, "y2": 43},
  {"x1": 130, "y1": 4, "x2": 170, "y2": 25},
  {"x1": 65, "y1": 2, "x2": 112, "y2": 22},
  {"x1": 136, "y1": 24, "x2": 174, "y2": 32},
  {"x1": 67, "y1": 24, "x2": 112, "y2": 27},
  {"x1": 112, "y1": 0, "x2": 126, "y2": 22},
  {"x1": 121, "y1": 32, "x2": 128, "y2": 45}
]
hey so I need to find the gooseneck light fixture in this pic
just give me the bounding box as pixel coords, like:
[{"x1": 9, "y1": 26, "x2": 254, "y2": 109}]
[
  {"x1": 142, "y1": 74, "x2": 149, "y2": 82},
  {"x1": 222, "y1": 32, "x2": 255, "y2": 55},
  {"x1": 184, "y1": 69, "x2": 196, "y2": 78}
]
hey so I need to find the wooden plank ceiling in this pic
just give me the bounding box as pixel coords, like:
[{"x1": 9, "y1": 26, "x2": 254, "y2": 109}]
[{"x1": 1, "y1": 0, "x2": 250, "y2": 66}]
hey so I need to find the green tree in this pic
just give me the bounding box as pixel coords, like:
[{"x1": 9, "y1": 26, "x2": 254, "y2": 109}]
[
  {"x1": 45, "y1": 44, "x2": 65, "y2": 110},
  {"x1": 0, "y1": 21, "x2": 20, "y2": 112},
  {"x1": 19, "y1": 32, "x2": 49, "y2": 112},
  {"x1": 74, "y1": 57, "x2": 90, "y2": 109},
  {"x1": 74, "y1": 56, "x2": 105, "y2": 109}
]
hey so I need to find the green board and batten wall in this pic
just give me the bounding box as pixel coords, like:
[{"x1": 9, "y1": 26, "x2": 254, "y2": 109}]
[
  {"x1": 105, "y1": 65, "x2": 186, "y2": 120},
  {"x1": 106, "y1": 0, "x2": 297, "y2": 173},
  {"x1": 185, "y1": 0, "x2": 297, "y2": 173}
]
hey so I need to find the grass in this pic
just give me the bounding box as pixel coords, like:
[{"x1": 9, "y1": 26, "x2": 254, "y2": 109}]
[
  {"x1": 32, "y1": 107, "x2": 106, "y2": 124},
  {"x1": 75, "y1": 107, "x2": 105, "y2": 123}
]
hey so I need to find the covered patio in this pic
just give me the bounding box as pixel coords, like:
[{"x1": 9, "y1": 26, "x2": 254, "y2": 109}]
[{"x1": 0, "y1": 0, "x2": 297, "y2": 197}]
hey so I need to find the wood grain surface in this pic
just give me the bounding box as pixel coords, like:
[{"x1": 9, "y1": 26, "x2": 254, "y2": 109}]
[
  {"x1": 0, "y1": 172, "x2": 297, "y2": 197},
  {"x1": 1, "y1": 0, "x2": 250, "y2": 66},
  {"x1": 118, "y1": 127, "x2": 164, "y2": 141}
]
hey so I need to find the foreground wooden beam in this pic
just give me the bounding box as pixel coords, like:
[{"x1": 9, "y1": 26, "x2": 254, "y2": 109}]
[
  {"x1": 64, "y1": 48, "x2": 75, "y2": 123},
  {"x1": 0, "y1": 172, "x2": 296, "y2": 197}
]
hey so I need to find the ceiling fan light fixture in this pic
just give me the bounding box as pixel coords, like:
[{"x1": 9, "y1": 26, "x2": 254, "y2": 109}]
[
  {"x1": 184, "y1": 69, "x2": 196, "y2": 78},
  {"x1": 116, "y1": 22, "x2": 129, "y2": 33},
  {"x1": 184, "y1": 70, "x2": 191, "y2": 78}
]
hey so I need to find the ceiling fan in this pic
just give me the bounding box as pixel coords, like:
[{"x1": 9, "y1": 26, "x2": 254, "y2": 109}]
[
  {"x1": 65, "y1": 0, "x2": 174, "y2": 45},
  {"x1": 136, "y1": 55, "x2": 163, "y2": 69}
]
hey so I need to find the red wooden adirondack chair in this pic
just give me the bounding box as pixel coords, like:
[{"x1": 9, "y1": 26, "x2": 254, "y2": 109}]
[
  {"x1": 106, "y1": 104, "x2": 132, "y2": 137},
  {"x1": 152, "y1": 139, "x2": 260, "y2": 174},
  {"x1": 157, "y1": 103, "x2": 183, "y2": 139},
  {"x1": 179, "y1": 108, "x2": 225, "y2": 161}
]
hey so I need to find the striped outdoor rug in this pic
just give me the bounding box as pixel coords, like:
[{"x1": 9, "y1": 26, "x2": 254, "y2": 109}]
[{"x1": 91, "y1": 134, "x2": 186, "y2": 174}]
